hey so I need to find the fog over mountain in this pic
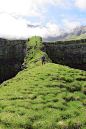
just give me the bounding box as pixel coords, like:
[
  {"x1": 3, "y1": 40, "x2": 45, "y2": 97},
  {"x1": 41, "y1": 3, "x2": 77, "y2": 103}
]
[
  {"x1": 27, "y1": 24, "x2": 86, "y2": 41},
  {"x1": 59, "y1": 25, "x2": 86, "y2": 41},
  {"x1": 0, "y1": 0, "x2": 86, "y2": 41},
  {"x1": 27, "y1": 24, "x2": 72, "y2": 41},
  {"x1": 0, "y1": 23, "x2": 86, "y2": 42}
]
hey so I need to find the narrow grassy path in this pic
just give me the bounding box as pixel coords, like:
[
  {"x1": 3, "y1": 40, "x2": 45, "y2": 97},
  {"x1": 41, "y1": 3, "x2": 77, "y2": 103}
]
[{"x1": 0, "y1": 36, "x2": 86, "y2": 129}]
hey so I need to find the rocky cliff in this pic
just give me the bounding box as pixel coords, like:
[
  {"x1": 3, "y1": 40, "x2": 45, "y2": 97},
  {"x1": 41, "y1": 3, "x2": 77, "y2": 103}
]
[
  {"x1": 43, "y1": 39, "x2": 86, "y2": 70},
  {"x1": 1, "y1": 37, "x2": 86, "y2": 83},
  {"x1": 0, "y1": 38, "x2": 26, "y2": 83}
]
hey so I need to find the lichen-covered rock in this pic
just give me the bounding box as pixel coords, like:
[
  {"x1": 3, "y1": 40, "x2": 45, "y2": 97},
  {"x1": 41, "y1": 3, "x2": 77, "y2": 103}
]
[
  {"x1": 43, "y1": 39, "x2": 86, "y2": 70},
  {"x1": 0, "y1": 38, "x2": 26, "y2": 83}
]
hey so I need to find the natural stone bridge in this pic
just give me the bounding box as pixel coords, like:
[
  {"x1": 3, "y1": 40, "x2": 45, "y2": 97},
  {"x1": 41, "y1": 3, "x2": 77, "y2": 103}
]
[
  {"x1": 43, "y1": 39, "x2": 86, "y2": 71},
  {"x1": 0, "y1": 37, "x2": 86, "y2": 83},
  {"x1": 0, "y1": 38, "x2": 26, "y2": 83}
]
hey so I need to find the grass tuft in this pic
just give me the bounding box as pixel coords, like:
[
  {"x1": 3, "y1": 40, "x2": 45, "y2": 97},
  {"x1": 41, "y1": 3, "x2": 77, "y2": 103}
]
[{"x1": 0, "y1": 36, "x2": 86, "y2": 128}]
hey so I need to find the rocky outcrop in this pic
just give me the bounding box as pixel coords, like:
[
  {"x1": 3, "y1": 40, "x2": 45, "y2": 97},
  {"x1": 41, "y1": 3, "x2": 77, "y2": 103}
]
[
  {"x1": 0, "y1": 38, "x2": 26, "y2": 83},
  {"x1": 43, "y1": 39, "x2": 86, "y2": 70},
  {"x1": 1, "y1": 37, "x2": 86, "y2": 83}
]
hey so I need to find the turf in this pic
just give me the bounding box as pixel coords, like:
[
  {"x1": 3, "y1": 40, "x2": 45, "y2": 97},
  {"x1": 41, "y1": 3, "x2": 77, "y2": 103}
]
[{"x1": 0, "y1": 36, "x2": 86, "y2": 129}]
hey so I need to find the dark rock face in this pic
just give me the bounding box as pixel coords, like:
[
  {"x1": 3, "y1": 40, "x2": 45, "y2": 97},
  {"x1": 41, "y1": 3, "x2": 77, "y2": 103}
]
[
  {"x1": 1, "y1": 37, "x2": 86, "y2": 83},
  {"x1": 0, "y1": 38, "x2": 26, "y2": 83},
  {"x1": 44, "y1": 39, "x2": 86, "y2": 71}
]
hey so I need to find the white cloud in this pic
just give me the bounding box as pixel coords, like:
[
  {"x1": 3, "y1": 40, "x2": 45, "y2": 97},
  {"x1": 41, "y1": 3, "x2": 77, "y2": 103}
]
[
  {"x1": 0, "y1": 13, "x2": 31, "y2": 38},
  {"x1": 45, "y1": 22, "x2": 62, "y2": 37},
  {"x1": 0, "y1": 0, "x2": 74, "y2": 17},
  {"x1": 0, "y1": 0, "x2": 85, "y2": 40},
  {"x1": 74, "y1": 0, "x2": 86, "y2": 10},
  {"x1": 62, "y1": 19, "x2": 81, "y2": 29},
  {"x1": 0, "y1": 13, "x2": 64, "y2": 39},
  {"x1": 0, "y1": 0, "x2": 56, "y2": 17},
  {"x1": 25, "y1": 22, "x2": 65, "y2": 39},
  {"x1": 0, "y1": 0, "x2": 44, "y2": 17}
]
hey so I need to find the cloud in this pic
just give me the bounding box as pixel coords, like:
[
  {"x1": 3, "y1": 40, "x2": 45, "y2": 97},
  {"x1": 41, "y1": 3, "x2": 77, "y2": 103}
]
[
  {"x1": 62, "y1": 19, "x2": 81, "y2": 29},
  {"x1": 45, "y1": 22, "x2": 63, "y2": 37},
  {"x1": 0, "y1": 13, "x2": 31, "y2": 38},
  {"x1": 0, "y1": 12, "x2": 81, "y2": 40},
  {"x1": 0, "y1": 0, "x2": 84, "y2": 41},
  {"x1": 74, "y1": 0, "x2": 86, "y2": 10},
  {"x1": 0, "y1": 0, "x2": 46, "y2": 18},
  {"x1": 0, "y1": 0, "x2": 74, "y2": 17},
  {"x1": 0, "y1": 13, "x2": 64, "y2": 39},
  {"x1": 0, "y1": 0, "x2": 56, "y2": 18}
]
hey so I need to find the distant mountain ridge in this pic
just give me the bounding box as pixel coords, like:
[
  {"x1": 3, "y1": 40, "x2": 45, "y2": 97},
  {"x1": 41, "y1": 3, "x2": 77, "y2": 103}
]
[
  {"x1": 27, "y1": 24, "x2": 46, "y2": 28},
  {"x1": 60, "y1": 26, "x2": 86, "y2": 41},
  {"x1": 45, "y1": 26, "x2": 86, "y2": 41},
  {"x1": 27, "y1": 24, "x2": 86, "y2": 41}
]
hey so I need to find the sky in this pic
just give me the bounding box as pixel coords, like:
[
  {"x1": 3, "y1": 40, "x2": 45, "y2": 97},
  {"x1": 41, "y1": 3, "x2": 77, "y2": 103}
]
[{"x1": 0, "y1": 0, "x2": 86, "y2": 40}]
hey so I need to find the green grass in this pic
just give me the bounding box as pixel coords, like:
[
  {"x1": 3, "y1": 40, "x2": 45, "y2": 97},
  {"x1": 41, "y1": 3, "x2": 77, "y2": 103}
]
[{"x1": 0, "y1": 36, "x2": 86, "y2": 129}]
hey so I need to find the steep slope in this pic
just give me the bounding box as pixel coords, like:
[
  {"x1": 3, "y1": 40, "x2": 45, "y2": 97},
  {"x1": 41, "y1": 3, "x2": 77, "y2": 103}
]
[
  {"x1": 27, "y1": 24, "x2": 86, "y2": 42},
  {"x1": 0, "y1": 36, "x2": 86, "y2": 129},
  {"x1": 59, "y1": 26, "x2": 86, "y2": 41}
]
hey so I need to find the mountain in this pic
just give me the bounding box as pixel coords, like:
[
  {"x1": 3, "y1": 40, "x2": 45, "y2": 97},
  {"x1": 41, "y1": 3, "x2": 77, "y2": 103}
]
[
  {"x1": 60, "y1": 26, "x2": 86, "y2": 41},
  {"x1": 27, "y1": 24, "x2": 46, "y2": 28},
  {"x1": 27, "y1": 24, "x2": 86, "y2": 41},
  {"x1": 43, "y1": 26, "x2": 86, "y2": 41}
]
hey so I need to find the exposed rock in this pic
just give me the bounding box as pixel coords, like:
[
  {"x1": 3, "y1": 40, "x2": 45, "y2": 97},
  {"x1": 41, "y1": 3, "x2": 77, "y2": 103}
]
[
  {"x1": 43, "y1": 39, "x2": 86, "y2": 70},
  {"x1": 0, "y1": 38, "x2": 27, "y2": 83}
]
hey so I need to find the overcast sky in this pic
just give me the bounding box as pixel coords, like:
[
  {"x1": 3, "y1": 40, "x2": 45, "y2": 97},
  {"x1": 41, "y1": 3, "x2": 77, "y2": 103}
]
[{"x1": 0, "y1": 0, "x2": 86, "y2": 40}]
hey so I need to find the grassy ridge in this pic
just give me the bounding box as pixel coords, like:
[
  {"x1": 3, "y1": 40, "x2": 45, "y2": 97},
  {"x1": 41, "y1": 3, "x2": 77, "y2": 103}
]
[
  {"x1": 22, "y1": 36, "x2": 51, "y2": 69},
  {"x1": 0, "y1": 36, "x2": 86, "y2": 129}
]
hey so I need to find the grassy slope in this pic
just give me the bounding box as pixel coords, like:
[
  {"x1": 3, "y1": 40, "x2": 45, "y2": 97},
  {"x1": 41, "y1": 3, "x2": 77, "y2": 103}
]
[{"x1": 0, "y1": 36, "x2": 86, "y2": 129}]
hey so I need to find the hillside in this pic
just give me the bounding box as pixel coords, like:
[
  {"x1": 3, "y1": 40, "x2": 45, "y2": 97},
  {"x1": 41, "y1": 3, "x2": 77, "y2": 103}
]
[
  {"x1": 60, "y1": 26, "x2": 86, "y2": 41},
  {"x1": 43, "y1": 25, "x2": 86, "y2": 41},
  {"x1": 0, "y1": 36, "x2": 86, "y2": 129}
]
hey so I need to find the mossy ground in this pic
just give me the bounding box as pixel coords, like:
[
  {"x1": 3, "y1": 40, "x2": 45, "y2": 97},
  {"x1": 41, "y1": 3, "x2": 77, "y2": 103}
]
[{"x1": 0, "y1": 36, "x2": 86, "y2": 129}]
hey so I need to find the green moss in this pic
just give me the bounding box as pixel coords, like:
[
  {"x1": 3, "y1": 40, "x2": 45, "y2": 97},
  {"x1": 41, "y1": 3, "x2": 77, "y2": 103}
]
[{"x1": 0, "y1": 36, "x2": 86, "y2": 128}]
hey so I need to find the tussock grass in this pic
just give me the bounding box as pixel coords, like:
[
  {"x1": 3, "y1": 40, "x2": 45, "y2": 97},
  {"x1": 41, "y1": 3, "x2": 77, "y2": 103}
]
[{"x1": 0, "y1": 36, "x2": 86, "y2": 129}]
